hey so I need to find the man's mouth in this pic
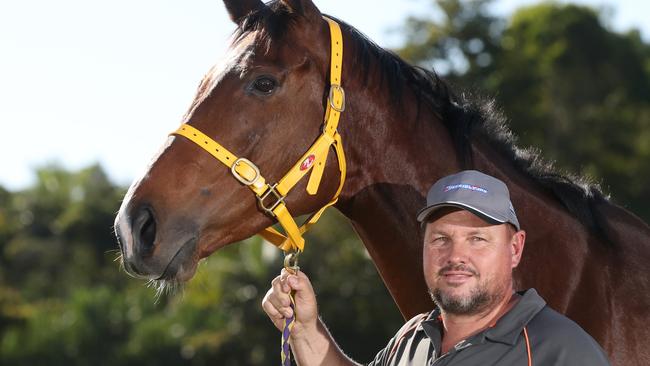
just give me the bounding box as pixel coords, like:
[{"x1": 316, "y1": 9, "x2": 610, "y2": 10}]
[
  {"x1": 438, "y1": 265, "x2": 479, "y2": 286},
  {"x1": 442, "y1": 271, "x2": 473, "y2": 283}
]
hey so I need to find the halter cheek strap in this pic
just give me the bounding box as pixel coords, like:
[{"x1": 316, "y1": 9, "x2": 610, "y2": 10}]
[{"x1": 170, "y1": 17, "x2": 346, "y2": 253}]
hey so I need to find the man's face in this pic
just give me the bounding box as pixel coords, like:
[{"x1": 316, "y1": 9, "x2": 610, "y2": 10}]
[{"x1": 423, "y1": 208, "x2": 525, "y2": 315}]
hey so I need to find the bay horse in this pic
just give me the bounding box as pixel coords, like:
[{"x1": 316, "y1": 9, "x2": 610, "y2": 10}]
[{"x1": 114, "y1": 0, "x2": 650, "y2": 364}]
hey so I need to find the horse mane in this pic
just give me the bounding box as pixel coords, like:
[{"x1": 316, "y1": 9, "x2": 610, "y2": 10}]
[
  {"x1": 234, "y1": 5, "x2": 612, "y2": 243},
  {"x1": 331, "y1": 16, "x2": 614, "y2": 243}
]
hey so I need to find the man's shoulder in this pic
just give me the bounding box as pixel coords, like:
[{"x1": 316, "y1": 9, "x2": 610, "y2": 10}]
[
  {"x1": 366, "y1": 311, "x2": 434, "y2": 366},
  {"x1": 526, "y1": 301, "x2": 611, "y2": 365},
  {"x1": 519, "y1": 289, "x2": 599, "y2": 343},
  {"x1": 528, "y1": 304, "x2": 592, "y2": 340},
  {"x1": 391, "y1": 311, "x2": 432, "y2": 341},
  {"x1": 404, "y1": 311, "x2": 432, "y2": 328}
]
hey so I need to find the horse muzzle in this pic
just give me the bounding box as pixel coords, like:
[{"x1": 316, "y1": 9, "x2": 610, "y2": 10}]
[{"x1": 115, "y1": 204, "x2": 199, "y2": 281}]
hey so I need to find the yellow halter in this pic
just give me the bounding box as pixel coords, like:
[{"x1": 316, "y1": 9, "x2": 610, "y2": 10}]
[{"x1": 171, "y1": 17, "x2": 346, "y2": 254}]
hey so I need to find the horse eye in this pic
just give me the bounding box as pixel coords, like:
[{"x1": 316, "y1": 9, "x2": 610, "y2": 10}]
[{"x1": 252, "y1": 77, "x2": 277, "y2": 95}]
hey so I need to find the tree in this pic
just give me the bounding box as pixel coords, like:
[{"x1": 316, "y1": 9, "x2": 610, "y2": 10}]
[
  {"x1": 397, "y1": 1, "x2": 650, "y2": 221},
  {"x1": 1, "y1": 164, "x2": 125, "y2": 300},
  {"x1": 491, "y1": 3, "x2": 650, "y2": 218},
  {"x1": 399, "y1": 0, "x2": 504, "y2": 89},
  {"x1": 0, "y1": 165, "x2": 400, "y2": 365}
]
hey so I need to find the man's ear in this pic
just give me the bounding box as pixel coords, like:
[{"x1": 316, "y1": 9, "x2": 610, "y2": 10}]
[
  {"x1": 510, "y1": 229, "x2": 526, "y2": 269},
  {"x1": 223, "y1": 0, "x2": 265, "y2": 25}
]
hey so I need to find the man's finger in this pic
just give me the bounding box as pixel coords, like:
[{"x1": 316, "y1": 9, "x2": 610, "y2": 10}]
[
  {"x1": 262, "y1": 293, "x2": 284, "y2": 320},
  {"x1": 264, "y1": 279, "x2": 293, "y2": 316},
  {"x1": 287, "y1": 271, "x2": 312, "y2": 294},
  {"x1": 263, "y1": 287, "x2": 295, "y2": 319},
  {"x1": 267, "y1": 289, "x2": 292, "y2": 313},
  {"x1": 271, "y1": 276, "x2": 293, "y2": 307},
  {"x1": 262, "y1": 295, "x2": 287, "y2": 331}
]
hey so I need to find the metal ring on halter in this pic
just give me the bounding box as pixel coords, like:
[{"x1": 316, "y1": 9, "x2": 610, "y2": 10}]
[
  {"x1": 284, "y1": 251, "x2": 300, "y2": 274},
  {"x1": 231, "y1": 158, "x2": 261, "y2": 186},
  {"x1": 257, "y1": 183, "x2": 285, "y2": 216},
  {"x1": 328, "y1": 84, "x2": 345, "y2": 112}
]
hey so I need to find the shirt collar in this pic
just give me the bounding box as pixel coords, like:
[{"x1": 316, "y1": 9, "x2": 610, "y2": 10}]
[
  {"x1": 483, "y1": 288, "x2": 546, "y2": 345},
  {"x1": 420, "y1": 289, "x2": 546, "y2": 348},
  {"x1": 421, "y1": 308, "x2": 443, "y2": 353}
]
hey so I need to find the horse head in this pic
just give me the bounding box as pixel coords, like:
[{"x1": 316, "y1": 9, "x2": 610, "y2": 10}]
[{"x1": 114, "y1": 0, "x2": 345, "y2": 283}]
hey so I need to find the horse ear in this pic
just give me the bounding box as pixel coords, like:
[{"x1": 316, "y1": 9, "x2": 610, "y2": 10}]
[
  {"x1": 223, "y1": 0, "x2": 265, "y2": 24},
  {"x1": 281, "y1": 0, "x2": 321, "y2": 19}
]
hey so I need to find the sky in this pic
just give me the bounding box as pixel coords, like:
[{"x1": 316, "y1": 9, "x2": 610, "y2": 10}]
[{"x1": 1, "y1": 0, "x2": 648, "y2": 191}]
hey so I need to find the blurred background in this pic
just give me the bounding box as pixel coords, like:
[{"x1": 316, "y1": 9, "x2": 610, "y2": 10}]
[{"x1": 1, "y1": 0, "x2": 649, "y2": 364}]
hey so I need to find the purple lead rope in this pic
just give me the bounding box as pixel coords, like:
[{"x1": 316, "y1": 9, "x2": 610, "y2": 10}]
[
  {"x1": 281, "y1": 292, "x2": 296, "y2": 366},
  {"x1": 281, "y1": 252, "x2": 300, "y2": 366}
]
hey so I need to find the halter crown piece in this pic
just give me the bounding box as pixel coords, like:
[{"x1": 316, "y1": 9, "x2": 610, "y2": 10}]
[{"x1": 171, "y1": 16, "x2": 345, "y2": 254}]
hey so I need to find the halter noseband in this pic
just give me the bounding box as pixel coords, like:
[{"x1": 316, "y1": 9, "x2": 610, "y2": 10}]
[{"x1": 171, "y1": 17, "x2": 346, "y2": 253}]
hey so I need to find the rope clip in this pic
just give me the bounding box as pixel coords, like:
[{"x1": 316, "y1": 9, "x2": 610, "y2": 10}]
[{"x1": 283, "y1": 251, "x2": 300, "y2": 275}]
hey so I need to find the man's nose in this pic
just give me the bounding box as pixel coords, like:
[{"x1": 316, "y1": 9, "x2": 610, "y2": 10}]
[{"x1": 444, "y1": 241, "x2": 470, "y2": 264}]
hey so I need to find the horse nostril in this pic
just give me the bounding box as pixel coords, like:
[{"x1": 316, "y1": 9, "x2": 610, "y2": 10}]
[
  {"x1": 141, "y1": 213, "x2": 156, "y2": 250},
  {"x1": 134, "y1": 207, "x2": 157, "y2": 254}
]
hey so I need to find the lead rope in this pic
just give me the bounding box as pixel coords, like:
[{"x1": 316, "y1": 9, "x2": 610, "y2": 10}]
[{"x1": 281, "y1": 251, "x2": 300, "y2": 366}]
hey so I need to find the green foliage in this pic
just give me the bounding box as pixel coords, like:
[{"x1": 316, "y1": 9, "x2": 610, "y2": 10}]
[
  {"x1": 397, "y1": 1, "x2": 650, "y2": 221},
  {"x1": 1, "y1": 164, "x2": 125, "y2": 301},
  {"x1": 399, "y1": 0, "x2": 504, "y2": 87},
  {"x1": 492, "y1": 3, "x2": 650, "y2": 218},
  {"x1": 0, "y1": 164, "x2": 400, "y2": 365}
]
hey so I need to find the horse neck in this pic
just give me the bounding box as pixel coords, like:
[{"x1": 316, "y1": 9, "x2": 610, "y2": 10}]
[
  {"x1": 334, "y1": 69, "x2": 466, "y2": 316},
  {"x1": 333, "y1": 59, "x2": 594, "y2": 317}
]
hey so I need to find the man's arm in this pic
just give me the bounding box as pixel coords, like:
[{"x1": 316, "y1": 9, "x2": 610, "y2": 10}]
[{"x1": 262, "y1": 269, "x2": 361, "y2": 366}]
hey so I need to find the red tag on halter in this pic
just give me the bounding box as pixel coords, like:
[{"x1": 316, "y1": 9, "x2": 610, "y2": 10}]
[{"x1": 300, "y1": 155, "x2": 316, "y2": 171}]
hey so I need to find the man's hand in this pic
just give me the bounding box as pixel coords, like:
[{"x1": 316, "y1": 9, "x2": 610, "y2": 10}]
[
  {"x1": 261, "y1": 269, "x2": 361, "y2": 366},
  {"x1": 262, "y1": 268, "x2": 319, "y2": 339}
]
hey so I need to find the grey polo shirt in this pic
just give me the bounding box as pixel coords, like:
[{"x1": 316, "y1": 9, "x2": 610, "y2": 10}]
[{"x1": 368, "y1": 289, "x2": 610, "y2": 365}]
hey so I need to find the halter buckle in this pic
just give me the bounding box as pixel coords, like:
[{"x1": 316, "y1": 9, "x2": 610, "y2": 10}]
[
  {"x1": 257, "y1": 183, "x2": 285, "y2": 216},
  {"x1": 328, "y1": 84, "x2": 345, "y2": 112},
  {"x1": 231, "y1": 158, "x2": 261, "y2": 186}
]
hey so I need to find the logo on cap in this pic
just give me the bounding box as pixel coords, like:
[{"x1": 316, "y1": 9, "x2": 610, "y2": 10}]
[{"x1": 444, "y1": 184, "x2": 488, "y2": 194}]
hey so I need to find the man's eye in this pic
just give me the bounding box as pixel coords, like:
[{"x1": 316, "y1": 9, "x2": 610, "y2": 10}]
[
  {"x1": 429, "y1": 237, "x2": 447, "y2": 245},
  {"x1": 471, "y1": 236, "x2": 486, "y2": 242},
  {"x1": 252, "y1": 77, "x2": 277, "y2": 94}
]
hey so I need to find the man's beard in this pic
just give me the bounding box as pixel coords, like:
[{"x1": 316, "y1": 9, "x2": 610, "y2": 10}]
[
  {"x1": 430, "y1": 284, "x2": 494, "y2": 315},
  {"x1": 429, "y1": 264, "x2": 503, "y2": 315}
]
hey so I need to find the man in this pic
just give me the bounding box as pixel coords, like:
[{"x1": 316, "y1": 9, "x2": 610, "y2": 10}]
[{"x1": 262, "y1": 170, "x2": 610, "y2": 365}]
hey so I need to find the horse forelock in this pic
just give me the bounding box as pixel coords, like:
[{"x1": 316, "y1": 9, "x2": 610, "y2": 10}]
[{"x1": 233, "y1": 1, "x2": 301, "y2": 52}]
